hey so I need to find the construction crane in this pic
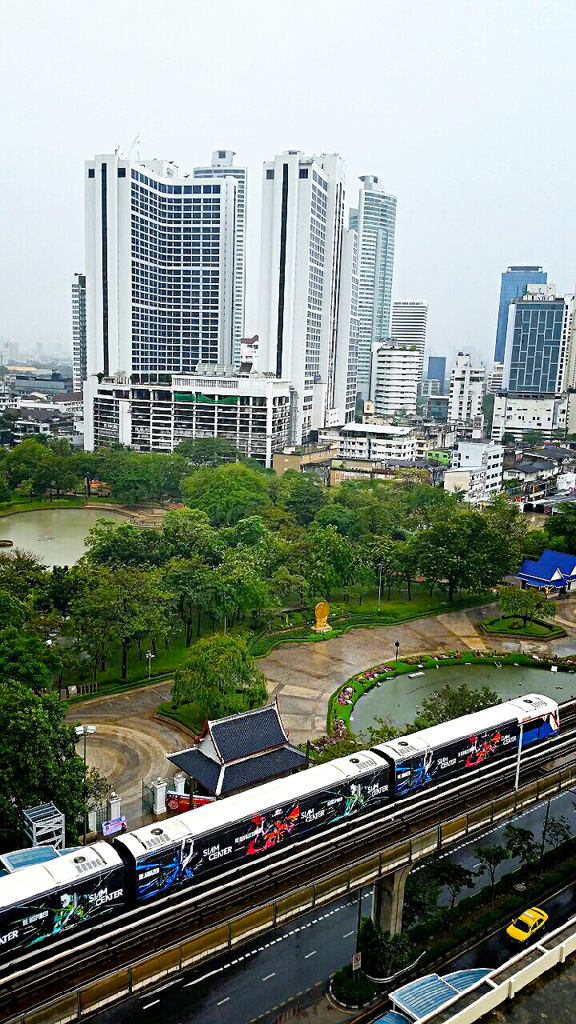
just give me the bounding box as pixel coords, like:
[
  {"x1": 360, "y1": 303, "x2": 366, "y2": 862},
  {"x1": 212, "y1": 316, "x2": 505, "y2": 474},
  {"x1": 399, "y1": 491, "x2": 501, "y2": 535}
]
[{"x1": 116, "y1": 133, "x2": 140, "y2": 160}]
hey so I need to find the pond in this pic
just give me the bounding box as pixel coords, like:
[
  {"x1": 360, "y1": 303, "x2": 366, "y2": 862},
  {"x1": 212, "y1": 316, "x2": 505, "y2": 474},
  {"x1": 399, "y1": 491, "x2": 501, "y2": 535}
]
[
  {"x1": 0, "y1": 508, "x2": 127, "y2": 567},
  {"x1": 351, "y1": 662, "x2": 575, "y2": 734}
]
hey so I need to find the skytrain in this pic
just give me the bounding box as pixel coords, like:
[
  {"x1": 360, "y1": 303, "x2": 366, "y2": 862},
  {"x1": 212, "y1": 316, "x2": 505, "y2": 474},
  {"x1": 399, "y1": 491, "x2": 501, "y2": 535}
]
[{"x1": 0, "y1": 694, "x2": 559, "y2": 962}]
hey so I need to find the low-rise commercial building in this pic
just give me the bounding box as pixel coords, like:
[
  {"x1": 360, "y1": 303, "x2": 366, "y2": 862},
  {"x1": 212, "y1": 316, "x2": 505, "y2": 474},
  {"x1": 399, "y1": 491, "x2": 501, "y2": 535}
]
[
  {"x1": 84, "y1": 367, "x2": 292, "y2": 468},
  {"x1": 444, "y1": 441, "x2": 504, "y2": 505},
  {"x1": 319, "y1": 421, "x2": 417, "y2": 461}
]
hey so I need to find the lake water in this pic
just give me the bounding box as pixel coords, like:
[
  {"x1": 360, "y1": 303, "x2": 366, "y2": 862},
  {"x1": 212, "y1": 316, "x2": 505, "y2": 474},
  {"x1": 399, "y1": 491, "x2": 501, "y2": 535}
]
[
  {"x1": 0, "y1": 508, "x2": 126, "y2": 567},
  {"x1": 351, "y1": 663, "x2": 575, "y2": 734}
]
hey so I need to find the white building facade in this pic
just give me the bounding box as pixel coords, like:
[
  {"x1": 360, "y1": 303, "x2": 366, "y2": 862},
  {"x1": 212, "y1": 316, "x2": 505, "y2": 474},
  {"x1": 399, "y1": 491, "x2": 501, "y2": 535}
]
[
  {"x1": 72, "y1": 272, "x2": 87, "y2": 391},
  {"x1": 319, "y1": 421, "x2": 417, "y2": 461},
  {"x1": 448, "y1": 353, "x2": 486, "y2": 422},
  {"x1": 193, "y1": 150, "x2": 247, "y2": 366},
  {"x1": 85, "y1": 368, "x2": 291, "y2": 468},
  {"x1": 85, "y1": 153, "x2": 238, "y2": 382},
  {"x1": 491, "y1": 393, "x2": 573, "y2": 442},
  {"x1": 258, "y1": 151, "x2": 358, "y2": 443},
  {"x1": 487, "y1": 361, "x2": 504, "y2": 395},
  {"x1": 444, "y1": 441, "x2": 504, "y2": 504},
  {"x1": 390, "y1": 301, "x2": 428, "y2": 388},
  {"x1": 370, "y1": 341, "x2": 420, "y2": 418},
  {"x1": 350, "y1": 175, "x2": 397, "y2": 398}
]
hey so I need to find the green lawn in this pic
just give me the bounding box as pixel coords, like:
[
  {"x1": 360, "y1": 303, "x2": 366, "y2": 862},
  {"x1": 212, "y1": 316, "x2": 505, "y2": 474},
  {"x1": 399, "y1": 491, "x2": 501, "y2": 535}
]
[
  {"x1": 329, "y1": 584, "x2": 457, "y2": 618},
  {"x1": 0, "y1": 496, "x2": 85, "y2": 517},
  {"x1": 156, "y1": 700, "x2": 205, "y2": 735},
  {"x1": 481, "y1": 615, "x2": 566, "y2": 639}
]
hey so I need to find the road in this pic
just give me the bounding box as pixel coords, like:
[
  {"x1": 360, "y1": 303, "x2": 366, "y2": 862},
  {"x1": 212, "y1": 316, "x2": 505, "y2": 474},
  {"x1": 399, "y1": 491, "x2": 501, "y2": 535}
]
[{"x1": 87, "y1": 790, "x2": 576, "y2": 1024}]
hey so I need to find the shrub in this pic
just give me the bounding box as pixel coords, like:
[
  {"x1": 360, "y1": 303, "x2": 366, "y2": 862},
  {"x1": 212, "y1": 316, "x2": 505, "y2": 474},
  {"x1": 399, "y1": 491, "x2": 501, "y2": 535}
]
[{"x1": 331, "y1": 965, "x2": 376, "y2": 1006}]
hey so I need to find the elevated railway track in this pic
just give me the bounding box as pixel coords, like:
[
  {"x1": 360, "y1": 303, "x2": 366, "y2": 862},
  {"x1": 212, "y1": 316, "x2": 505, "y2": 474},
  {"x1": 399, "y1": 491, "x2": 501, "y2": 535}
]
[{"x1": 3, "y1": 700, "x2": 576, "y2": 1024}]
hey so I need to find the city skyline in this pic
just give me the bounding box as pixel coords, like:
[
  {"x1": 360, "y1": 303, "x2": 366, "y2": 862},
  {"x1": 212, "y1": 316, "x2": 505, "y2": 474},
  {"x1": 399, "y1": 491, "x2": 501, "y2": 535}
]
[{"x1": 1, "y1": 0, "x2": 575, "y2": 368}]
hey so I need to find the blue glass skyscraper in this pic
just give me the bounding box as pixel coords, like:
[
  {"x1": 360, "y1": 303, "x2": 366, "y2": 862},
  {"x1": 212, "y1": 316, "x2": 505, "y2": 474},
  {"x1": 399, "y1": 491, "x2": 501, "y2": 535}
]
[
  {"x1": 494, "y1": 266, "x2": 547, "y2": 363},
  {"x1": 427, "y1": 355, "x2": 446, "y2": 393}
]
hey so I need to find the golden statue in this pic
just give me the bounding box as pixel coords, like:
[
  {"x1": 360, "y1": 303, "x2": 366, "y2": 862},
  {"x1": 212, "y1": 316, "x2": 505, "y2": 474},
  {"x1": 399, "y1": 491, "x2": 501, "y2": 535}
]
[{"x1": 314, "y1": 601, "x2": 330, "y2": 632}]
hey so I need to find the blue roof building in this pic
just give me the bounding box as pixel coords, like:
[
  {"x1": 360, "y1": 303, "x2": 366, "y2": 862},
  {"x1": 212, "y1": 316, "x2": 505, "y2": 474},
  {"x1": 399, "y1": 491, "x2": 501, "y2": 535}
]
[{"x1": 516, "y1": 548, "x2": 576, "y2": 594}]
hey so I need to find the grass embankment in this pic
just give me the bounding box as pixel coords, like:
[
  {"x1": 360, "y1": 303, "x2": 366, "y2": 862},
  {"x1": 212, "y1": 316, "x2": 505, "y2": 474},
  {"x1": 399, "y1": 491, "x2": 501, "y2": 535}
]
[
  {"x1": 156, "y1": 700, "x2": 205, "y2": 736},
  {"x1": 0, "y1": 497, "x2": 85, "y2": 516},
  {"x1": 328, "y1": 649, "x2": 576, "y2": 736},
  {"x1": 480, "y1": 615, "x2": 566, "y2": 640}
]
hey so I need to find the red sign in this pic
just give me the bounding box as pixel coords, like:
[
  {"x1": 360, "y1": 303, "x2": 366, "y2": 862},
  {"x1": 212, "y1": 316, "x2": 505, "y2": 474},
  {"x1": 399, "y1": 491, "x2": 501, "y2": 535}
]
[
  {"x1": 192, "y1": 794, "x2": 216, "y2": 809},
  {"x1": 166, "y1": 792, "x2": 191, "y2": 813},
  {"x1": 352, "y1": 952, "x2": 361, "y2": 971}
]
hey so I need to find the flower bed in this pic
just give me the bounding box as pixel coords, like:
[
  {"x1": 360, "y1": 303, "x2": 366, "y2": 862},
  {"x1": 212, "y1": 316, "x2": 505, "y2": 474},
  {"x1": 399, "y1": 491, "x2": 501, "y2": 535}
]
[{"x1": 327, "y1": 650, "x2": 576, "y2": 737}]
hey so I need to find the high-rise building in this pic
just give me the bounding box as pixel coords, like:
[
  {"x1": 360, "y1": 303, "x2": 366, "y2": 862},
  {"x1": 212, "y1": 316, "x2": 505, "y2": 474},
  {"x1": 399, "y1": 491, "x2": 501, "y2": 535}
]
[
  {"x1": 391, "y1": 302, "x2": 428, "y2": 387},
  {"x1": 85, "y1": 153, "x2": 237, "y2": 382},
  {"x1": 448, "y1": 353, "x2": 486, "y2": 422},
  {"x1": 83, "y1": 153, "x2": 238, "y2": 450},
  {"x1": 503, "y1": 284, "x2": 574, "y2": 396},
  {"x1": 487, "y1": 361, "x2": 504, "y2": 395},
  {"x1": 353, "y1": 175, "x2": 396, "y2": 398},
  {"x1": 258, "y1": 151, "x2": 358, "y2": 442},
  {"x1": 494, "y1": 266, "x2": 547, "y2": 363},
  {"x1": 427, "y1": 355, "x2": 446, "y2": 394},
  {"x1": 72, "y1": 272, "x2": 87, "y2": 391},
  {"x1": 370, "y1": 341, "x2": 421, "y2": 418},
  {"x1": 194, "y1": 150, "x2": 247, "y2": 365}
]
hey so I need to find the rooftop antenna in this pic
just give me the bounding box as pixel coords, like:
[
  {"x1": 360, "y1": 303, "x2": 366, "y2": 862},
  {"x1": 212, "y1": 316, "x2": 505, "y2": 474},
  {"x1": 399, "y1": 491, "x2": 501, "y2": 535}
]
[{"x1": 119, "y1": 133, "x2": 140, "y2": 160}]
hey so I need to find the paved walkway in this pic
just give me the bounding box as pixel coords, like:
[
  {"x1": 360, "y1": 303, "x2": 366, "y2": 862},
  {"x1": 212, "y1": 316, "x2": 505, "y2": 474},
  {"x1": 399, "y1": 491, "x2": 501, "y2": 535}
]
[
  {"x1": 66, "y1": 681, "x2": 185, "y2": 826},
  {"x1": 262, "y1": 603, "x2": 576, "y2": 747}
]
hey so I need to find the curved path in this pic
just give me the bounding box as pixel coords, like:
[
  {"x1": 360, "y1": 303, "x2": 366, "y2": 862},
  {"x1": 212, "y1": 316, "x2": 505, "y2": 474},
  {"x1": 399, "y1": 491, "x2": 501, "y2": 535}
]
[
  {"x1": 66, "y1": 681, "x2": 185, "y2": 826},
  {"x1": 261, "y1": 602, "x2": 576, "y2": 746}
]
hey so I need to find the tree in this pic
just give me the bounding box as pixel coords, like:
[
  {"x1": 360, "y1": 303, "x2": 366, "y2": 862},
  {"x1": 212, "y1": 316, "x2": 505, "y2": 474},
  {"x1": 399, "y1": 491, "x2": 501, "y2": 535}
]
[
  {"x1": 313, "y1": 503, "x2": 363, "y2": 539},
  {"x1": 523, "y1": 430, "x2": 544, "y2": 447},
  {"x1": 361, "y1": 537, "x2": 402, "y2": 601},
  {"x1": 502, "y1": 433, "x2": 516, "y2": 445},
  {"x1": 403, "y1": 874, "x2": 440, "y2": 928},
  {"x1": 0, "y1": 549, "x2": 51, "y2": 604},
  {"x1": 430, "y1": 858, "x2": 476, "y2": 914},
  {"x1": 359, "y1": 918, "x2": 415, "y2": 978},
  {"x1": 543, "y1": 814, "x2": 571, "y2": 852},
  {"x1": 0, "y1": 681, "x2": 107, "y2": 850},
  {"x1": 164, "y1": 556, "x2": 214, "y2": 644},
  {"x1": 162, "y1": 507, "x2": 223, "y2": 565},
  {"x1": 0, "y1": 626, "x2": 59, "y2": 692},
  {"x1": 483, "y1": 495, "x2": 528, "y2": 569},
  {"x1": 0, "y1": 589, "x2": 26, "y2": 630},
  {"x1": 474, "y1": 844, "x2": 510, "y2": 902},
  {"x1": 181, "y1": 463, "x2": 272, "y2": 527},
  {"x1": 503, "y1": 824, "x2": 539, "y2": 869},
  {"x1": 498, "y1": 586, "x2": 556, "y2": 626},
  {"x1": 85, "y1": 520, "x2": 172, "y2": 567},
  {"x1": 412, "y1": 682, "x2": 499, "y2": 730},
  {"x1": 545, "y1": 505, "x2": 576, "y2": 552},
  {"x1": 278, "y1": 471, "x2": 328, "y2": 527},
  {"x1": 171, "y1": 633, "x2": 267, "y2": 716},
  {"x1": 175, "y1": 437, "x2": 243, "y2": 468},
  {"x1": 413, "y1": 508, "x2": 512, "y2": 601}
]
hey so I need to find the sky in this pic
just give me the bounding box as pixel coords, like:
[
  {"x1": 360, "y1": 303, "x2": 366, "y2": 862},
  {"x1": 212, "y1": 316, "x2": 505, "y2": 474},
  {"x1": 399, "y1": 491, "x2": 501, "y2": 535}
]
[{"x1": 1, "y1": 0, "x2": 575, "y2": 368}]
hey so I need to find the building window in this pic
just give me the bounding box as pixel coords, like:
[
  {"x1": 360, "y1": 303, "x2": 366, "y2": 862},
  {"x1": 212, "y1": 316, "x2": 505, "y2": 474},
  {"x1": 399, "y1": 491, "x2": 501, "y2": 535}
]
[
  {"x1": 88, "y1": 168, "x2": 95, "y2": 178},
  {"x1": 118, "y1": 167, "x2": 126, "y2": 178},
  {"x1": 266, "y1": 169, "x2": 274, "y2": 180},
  {"x1": 299, "y1": 168, "x2": 309, "y2": 179}
]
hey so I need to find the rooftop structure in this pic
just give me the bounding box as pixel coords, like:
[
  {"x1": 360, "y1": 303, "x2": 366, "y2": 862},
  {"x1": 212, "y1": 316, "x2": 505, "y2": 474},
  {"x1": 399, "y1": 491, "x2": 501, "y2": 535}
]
[{"x1": 167, "y1": 702, "x2": 306, "y2": 798}]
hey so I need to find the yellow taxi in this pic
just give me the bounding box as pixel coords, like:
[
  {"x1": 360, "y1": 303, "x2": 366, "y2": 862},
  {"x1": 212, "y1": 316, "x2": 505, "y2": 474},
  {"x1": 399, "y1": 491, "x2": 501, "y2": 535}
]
[{"x1": 506, "y1": 907, "x2": 548, "y2": 943}]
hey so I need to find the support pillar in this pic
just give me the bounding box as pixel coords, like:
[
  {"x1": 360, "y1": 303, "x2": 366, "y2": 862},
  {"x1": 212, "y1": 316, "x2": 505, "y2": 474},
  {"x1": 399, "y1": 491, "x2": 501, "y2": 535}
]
[
  {"x1": 371, "y1": 864, "x2": 412, "y2": 936},
  {"x1": 152, "y1": 778, "x2": 167, "y2": 815}
]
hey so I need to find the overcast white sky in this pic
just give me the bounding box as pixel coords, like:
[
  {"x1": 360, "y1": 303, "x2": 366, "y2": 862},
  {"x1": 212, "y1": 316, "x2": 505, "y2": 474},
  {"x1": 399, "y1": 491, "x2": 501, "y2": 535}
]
[{"x1": 1, "y1": 0, "x2": 575, "y2": 367}]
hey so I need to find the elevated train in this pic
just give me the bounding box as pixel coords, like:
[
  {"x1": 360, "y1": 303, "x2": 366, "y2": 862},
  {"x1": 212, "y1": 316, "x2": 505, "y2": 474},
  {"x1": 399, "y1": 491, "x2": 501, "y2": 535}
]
[{"x1": 0, "y1": 694, "x2": 559, "y2": 961}]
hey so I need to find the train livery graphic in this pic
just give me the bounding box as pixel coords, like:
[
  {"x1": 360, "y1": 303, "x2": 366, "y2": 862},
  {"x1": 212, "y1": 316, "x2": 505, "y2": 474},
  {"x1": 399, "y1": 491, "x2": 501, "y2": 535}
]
[{"x1": 0, "y1": 694, "x2": 560, "y2": 961}]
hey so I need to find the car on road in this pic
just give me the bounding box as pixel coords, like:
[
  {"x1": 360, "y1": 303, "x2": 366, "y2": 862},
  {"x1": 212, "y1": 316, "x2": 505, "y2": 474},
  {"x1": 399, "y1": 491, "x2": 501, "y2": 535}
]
[{"x1": 506, "y1": 907, "x2": 548, "y2": 943}]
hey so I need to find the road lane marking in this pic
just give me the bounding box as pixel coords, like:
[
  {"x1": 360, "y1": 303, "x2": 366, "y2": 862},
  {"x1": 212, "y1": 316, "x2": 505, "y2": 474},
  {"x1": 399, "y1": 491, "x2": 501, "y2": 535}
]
[
  {"x1": 262, "y1": 972, "x2": 276, "y2": 981},
  {"x1": 183, "y1": 967, "x2": 223, "y2": 987},
  {"x1": 343, "y1": 930, "x2": 354, "y2": 938},
  {"x1": 217, "y1": 997, "x2": 230, "y2": 1006},
  {"x1": 142, "y1": 1000, "x2": 160, "y2": 1009},
  {"x1": 304, "y1": 950, "x2": 316, "y2": 958}
]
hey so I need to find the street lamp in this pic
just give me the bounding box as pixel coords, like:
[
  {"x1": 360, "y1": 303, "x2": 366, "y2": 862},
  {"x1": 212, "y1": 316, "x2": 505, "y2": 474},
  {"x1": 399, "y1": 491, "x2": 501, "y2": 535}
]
[
  {"x1": 395, "y1": 640, "x2": 400, "y2": 664},
  {"x1": 377, "y1": 563, "x2": 384, "y2": 612},
  {"x1": 146, "y1": 649, "x2": 155, "y2": 679},
  {"x1": 75, "y1": 725, "x2": 96, "y2": 846}
]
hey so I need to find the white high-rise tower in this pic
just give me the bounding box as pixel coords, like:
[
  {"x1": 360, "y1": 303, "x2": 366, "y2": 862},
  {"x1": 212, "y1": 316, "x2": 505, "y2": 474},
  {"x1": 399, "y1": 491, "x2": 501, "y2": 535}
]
[
  {"x1": 258, "y1": 151, "x2": 357, "y2": 442},
  {"x1": 352, "y1": 175, "x2": 397, "y2": 398},
  {"x1": 194, "y1": 150, "x2": 247, "y2": 365},
  {"x1": 83, "y1": 152, "x2": 238, "y2": 448},
  {"x1": 391, "y1": 301, "x2": 428, "y2": 388},
  {"x1": 72, "y1": 272, "x2": 87, "y2": 390}
]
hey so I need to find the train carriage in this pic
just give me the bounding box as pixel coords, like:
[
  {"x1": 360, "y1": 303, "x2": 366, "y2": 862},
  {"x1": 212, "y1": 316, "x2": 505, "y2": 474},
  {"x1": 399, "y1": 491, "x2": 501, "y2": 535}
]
[
  {"x1": 372, "y1": 693, "x2": 559, "y2": 799},
  {"x1": 0, "y1": 843, "x2": 124, "y2": 957},
  {"x1": 114, "y1": 751, "x2": 390, "y2": 901}
]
